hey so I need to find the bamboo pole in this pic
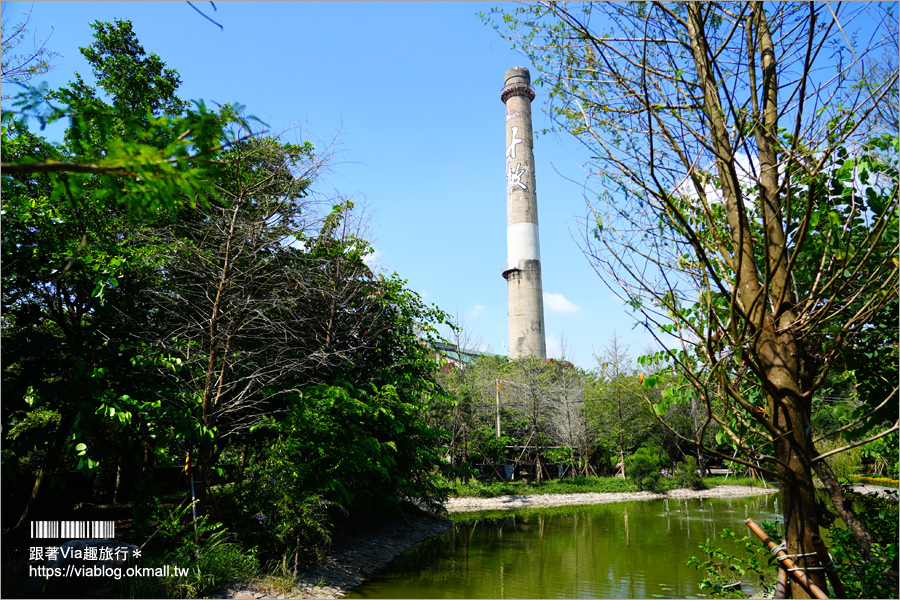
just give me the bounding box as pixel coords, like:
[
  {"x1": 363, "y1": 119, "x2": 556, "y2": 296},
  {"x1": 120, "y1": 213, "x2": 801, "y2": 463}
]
[
  {"x1": 811, "y1": 533, "x2": 846, "y2": 599},
  {"x1": 774, "y1": 540, "x2": 791, "y2": 599},
  {"x1": 745, "y1": 518, "x2": 829, "y2": 600}
]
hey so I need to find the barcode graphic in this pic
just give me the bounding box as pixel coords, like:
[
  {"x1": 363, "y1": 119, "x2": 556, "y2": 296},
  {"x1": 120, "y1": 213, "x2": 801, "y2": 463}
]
[{"x1": 30, "y1": 521, "x2": 115, "y2": 539}]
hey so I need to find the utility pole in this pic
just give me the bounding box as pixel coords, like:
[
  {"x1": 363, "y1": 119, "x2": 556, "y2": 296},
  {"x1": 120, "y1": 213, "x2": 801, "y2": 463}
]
[{"x1": 495, "y1": 379, "x2": 501, "y2": 437}]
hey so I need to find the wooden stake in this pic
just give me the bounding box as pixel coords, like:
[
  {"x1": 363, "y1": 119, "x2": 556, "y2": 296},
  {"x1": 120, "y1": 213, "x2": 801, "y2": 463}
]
[{"x1": 745, "y1": 518, "x2": 829, "y2": 600}]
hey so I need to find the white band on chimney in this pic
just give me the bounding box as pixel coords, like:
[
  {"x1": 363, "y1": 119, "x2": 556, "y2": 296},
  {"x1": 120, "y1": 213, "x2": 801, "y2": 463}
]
[{"x1": 507, "y1": 222, "x2": 541, "y2": 266}]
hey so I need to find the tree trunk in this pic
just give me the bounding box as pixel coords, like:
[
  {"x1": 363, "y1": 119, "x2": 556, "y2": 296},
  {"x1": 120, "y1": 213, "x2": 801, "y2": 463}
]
[
  {"x1": 760, "y1": 323, "x2": 827, "y2": 598},
  {"x1": 13, "y1": 414, "x2": 73, "y2": 534},
  {"x1": 240, "y1": 443, "x2": 249, "y2": 474},
  {"x1": 194, "y1": 437, "x2": 213, "y2": 518},
  {"x1": 113, "y1": 455, "x2": 125, "y2": 504}
]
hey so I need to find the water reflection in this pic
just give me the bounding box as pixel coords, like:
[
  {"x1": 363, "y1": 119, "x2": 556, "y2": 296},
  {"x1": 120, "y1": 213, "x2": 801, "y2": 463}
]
[{"x1": 348, "y1": 494, "x2": 782, "y2": 599}]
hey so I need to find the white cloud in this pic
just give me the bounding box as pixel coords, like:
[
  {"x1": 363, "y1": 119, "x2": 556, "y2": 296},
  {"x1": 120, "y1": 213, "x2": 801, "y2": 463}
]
[
  {"x1": 468, "y1": 304, "x2": 486, "y2": 318},
  {"x1": 674, "y1": 152, "x2": 778, "y2": 208},
  {"x1": 546, "y1": 333, "x2": 562, "y2": 359},
  {"x1": 544, "y1": 292, "x2": 581, "y2": 314},
  {"x1": 363, "y1": 249, "x2": 380, "y2": 268}
]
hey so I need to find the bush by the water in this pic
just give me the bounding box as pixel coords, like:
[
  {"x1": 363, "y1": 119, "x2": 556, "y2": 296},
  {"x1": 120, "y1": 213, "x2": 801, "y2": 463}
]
[
  {"x1": 827, "y1": 486, "x2": 899, "y2": 598},
  {"x1": 125, "y1": 501, "x2": 259, "y2": 599},
  {"x1": 675, "y1": 456, "x2": 707, "y2": 490},
  {"x1": 626, "y1": 446, "x2": 667, "y2": 492}
]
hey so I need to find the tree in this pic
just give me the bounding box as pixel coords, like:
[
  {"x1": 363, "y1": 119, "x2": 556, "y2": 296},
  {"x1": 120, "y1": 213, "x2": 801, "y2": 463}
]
[
  {"x1": 2, "y1": 16, "x2": 452, "y2": 564},
  {"x1": 505, "y1": 356, "x2": 556, "y2": 480},
  {"x1": 586, "y1": 334, "x2": 656, "y2": 477},
  {"x1": 487, "y1": 3, "x2": 898, "y2": 595},
  {"x1": 2, "y1": 18, "x2": 252, "y2": 218},
  {"x1": 1, "y1": 18, "x2": 247, "y2": 532},
  {"x1": 1, "y1": 2, "x2": 60, "y2": 98},
  {"x1": 130, "y1": 134, "x2": 337, "y2": 511},
  {"x1": 545, "y1": 338, "x2": 591, "y2": 476},
  {"x1": 433, "y1": 313, "x2": 488, "y2": 469}
]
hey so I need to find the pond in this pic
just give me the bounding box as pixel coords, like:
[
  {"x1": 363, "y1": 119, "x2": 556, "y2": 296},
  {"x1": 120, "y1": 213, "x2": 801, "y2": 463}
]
[{"x1": 347, "y1": 493, "x2": 782, "y2": 599}]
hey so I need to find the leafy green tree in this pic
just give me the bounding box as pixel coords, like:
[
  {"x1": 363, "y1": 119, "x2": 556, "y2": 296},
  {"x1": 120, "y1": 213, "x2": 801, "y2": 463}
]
[
  {"x1": 486, "y1": 3, "x2": 898, "y2": 592},
  {"x1": 232, "y1": 268, "x2": 450, "y2": 561},
  {"x1": 2, "y1": 16, "x2": 453, "y2": 558},
  {"x1": 586, "y1": 335, "x2": 656, "y2": 477},
  {"x1": 1, "y1": 18, "x2": 255, "y2": 531},
  {"x1": 674, "y1": 456, "x2": 706, "y2": 491},
  {"x1": 504, "y1": 356, "x2": 557, "y2": 480},
  {"x1": 433, "y1": 314, "x2": 488, "y2": 469},
  {"x1": 128, "y1": 134, "x2": 338, "y2": 514},
  {"x1": 2, "y1": 18, "x2": 252, "y2": 217},
  {"x1": 625, "y1": 446, "x2": 666, "y2": 492}
]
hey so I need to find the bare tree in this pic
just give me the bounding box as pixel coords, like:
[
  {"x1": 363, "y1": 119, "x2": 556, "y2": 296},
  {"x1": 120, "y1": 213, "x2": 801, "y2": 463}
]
[
  {"x1": 1, "y1": 2, "x2": 60, "y2": 98},
  {"x1": 488, "y1": 2, "x2": 898, "y2": 592},
  {"x1": 503, "y1": 355, "x2": 555, "y2": 480},
  {"x1": 545, "y1": 335, "x2": 591, "y2": 476},
  {"x1": 140, "y1": 134, "x2": 385, "y2": 509},
  {"x1": 434, "y1": 312, "x2": 488, "y2": 467}
]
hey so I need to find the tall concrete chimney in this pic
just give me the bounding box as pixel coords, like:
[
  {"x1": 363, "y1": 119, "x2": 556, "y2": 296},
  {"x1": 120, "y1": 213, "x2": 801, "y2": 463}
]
[{"x1": 501, "y1": 66, "x2": 546, "y2": 359}]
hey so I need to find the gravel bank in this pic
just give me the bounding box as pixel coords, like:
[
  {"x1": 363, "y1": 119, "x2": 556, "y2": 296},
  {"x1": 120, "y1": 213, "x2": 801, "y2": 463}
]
[
  {"x1": 214, "y1": 485, "x2": 777, "y2": 599},
  {"x1": 214, "y1": 513, "x2": 452, "y2": 600},
  {"x1": 446, "y1": 484, "x2": 778, "y2": 513}
]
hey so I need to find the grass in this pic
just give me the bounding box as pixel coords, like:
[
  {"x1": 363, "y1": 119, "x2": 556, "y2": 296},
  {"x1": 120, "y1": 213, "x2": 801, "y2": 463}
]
[
  {"x1": 704, "y1": 475, "x2": 772, "y2": 488},
  {"x1": 447, "y1": 474, "x2": 775, "y2": 498},
  {"x1": 447, "y1": 476, "x2": 636, "y2": 498}
]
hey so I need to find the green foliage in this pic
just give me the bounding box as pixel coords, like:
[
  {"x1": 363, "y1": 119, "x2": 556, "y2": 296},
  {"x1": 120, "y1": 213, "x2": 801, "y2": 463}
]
[
  {"x1": 445, "y1": 473, "x2": 773, "y2": 498},
  {"x1": 859, "y1": 430, "x2": 899, "y2": 480},
  {"x1": 585, "y1": 335, "x2": 660, "y2": 464},
  {"x1": 821, "y1": 439, "x2": 863, "y2": 481},
  {"x1": 247, "y1": 382, "x2": 447, "y2": 520},
  {"x1": 687, "y1": 527, "x2": 775, "y2": 598},
  {"x1": 131, "y1": 500, "x2": 259, "y2": 599},
  {"x1": 447, "y1": 475, "x2": 640, "y2": 498},
  {"x1": 827, "y1": 487, "x2": 899, "y2": 598},
  {"x1": 2, "y1": 18, "x2": 259, "y2": 218},
  {"x1": 675, "y1": 456, "x2": 707, "y2": 490},
  {"x1": 230, "y1": 440, "x2": 334, "y2": 564},
  {"x1": 2, "y1": 17, "x2": 454, "y2": 571},
  {"x1": 626, "y1": 446, "x2": 666, "y2": 492},
  {"x1": 704, "y1": 476, "x2": 772, "y2": 489},
  {"x1": 466, "y1": 427, "x2": 515, "y2": 464}
]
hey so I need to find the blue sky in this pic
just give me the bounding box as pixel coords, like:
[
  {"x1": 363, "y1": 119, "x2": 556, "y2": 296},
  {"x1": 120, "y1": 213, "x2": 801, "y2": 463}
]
[{"x1": 3, "y1": 1, "x2": 660, "y2": 368}]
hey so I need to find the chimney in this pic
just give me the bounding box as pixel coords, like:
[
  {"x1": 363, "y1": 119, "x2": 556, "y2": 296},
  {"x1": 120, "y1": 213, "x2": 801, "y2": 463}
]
[{"x1": 501, "y1": 67, "x2": 546, "y2": 359}]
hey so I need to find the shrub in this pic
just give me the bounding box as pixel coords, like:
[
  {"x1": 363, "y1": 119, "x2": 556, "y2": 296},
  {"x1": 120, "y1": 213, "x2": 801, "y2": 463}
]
[
  {"x1": 675, "y1": 456, "x2": 708, "y2": 490},
  {"x1": 125, "y1": 500, "x2": 259, "y2": 599},
  {"x1": 687, "y1": 526, "x2": 775, "y2": 598},
  {"x1": 626, "y1": 446, "x2": 666, "y2": 492},
  {"x1": 827, "y1": 486, "x2": 899, "y2": 598},
  {"x1": 231, "y1": 437, "x2": 334, "y2": 565}
]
